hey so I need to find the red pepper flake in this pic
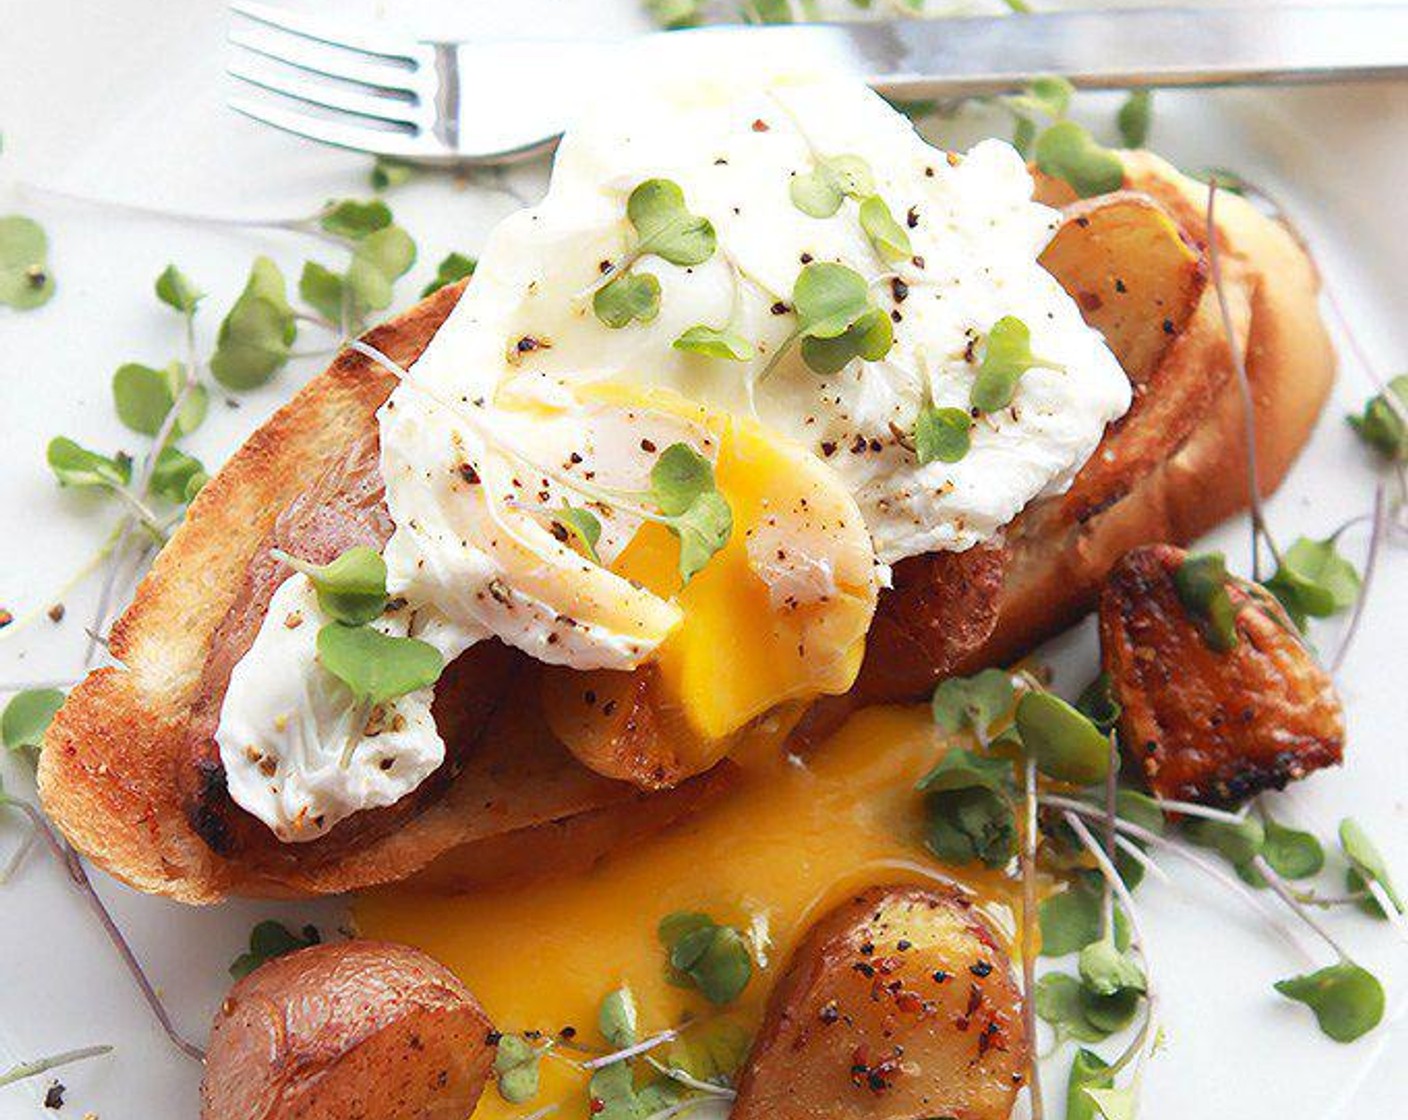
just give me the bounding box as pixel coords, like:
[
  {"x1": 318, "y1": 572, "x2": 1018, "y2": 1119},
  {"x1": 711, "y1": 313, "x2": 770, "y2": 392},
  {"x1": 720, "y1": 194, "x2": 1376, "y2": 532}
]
[
  {"x1": 752, "y1": 118, "x2": 770, "y2": 132},
  {"x1": 590, "y1": 1097, "x2": 606, "y2": 1114},
  {"x1": 458, "y1": 463, "x2": 480, "y2": 484},
  {"x1": 0, "y1": 609, "x2": 12, "y2": 629}
]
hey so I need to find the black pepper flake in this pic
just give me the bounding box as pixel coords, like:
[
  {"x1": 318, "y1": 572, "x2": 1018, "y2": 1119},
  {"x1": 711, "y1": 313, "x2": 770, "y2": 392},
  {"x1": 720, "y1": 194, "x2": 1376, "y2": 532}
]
[
  {"x1": 486, "y1": 1030, "x2": 503, "y2": 1046},
  {"x1": 800, "y1": 252, "x2": 814, "y2": 264},
  {"x1": 820, "y1": 441, "x2": 837, "y2": 457},
  {"x1": 970, "y1": 960, "x2": 993, "y2": 978},
  {"x1": 770, "y1": 300, "x2": 789, "y2": 316},
  {"x1": 516, "y1": 335, "x2": 548, "y2": 354},
  {"x1": 640, "y1": 438, "x2": 657, "y2": 453},
  {"x1": 1114, "y1": 278, "x2": 1128, "y2": 293},
  {"x1": 43, "y1": 1082, "x2": 64, "y2": 1110},
  {"x1": 906, "y1": 205, "x2": 920, "y2": 229},
  {"x1": 890, "y1": 278, "x2": 909, "y2": 303},
  {"x1": 1162, "y1": 317, "x2": 1176, "y2": 335},
  {"x1": 47, "y1": 603, "x2": 65, "y2": 623},
  {"x1": 560, "y1": 1025, "x2": 577, "y2": 1039},
  {"x1": 896, "y1": 939, "x2": 912, "y2": 952},
  {"x1": 932, "y1": 969, "x2": 950, "y2": 984}
]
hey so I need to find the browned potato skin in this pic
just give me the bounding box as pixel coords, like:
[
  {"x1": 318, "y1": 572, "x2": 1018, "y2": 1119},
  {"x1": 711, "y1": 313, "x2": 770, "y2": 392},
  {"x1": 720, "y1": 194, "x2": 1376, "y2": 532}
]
[
  {"x1": 1099, "y1": 543, "x2": 1344, "y2": 805},
  {"x1": 732, "y1": 885, "x2": 1028, "y2": 1120},
  {"x1": 201, "y1": 940, "x2": 495, "y2": 1120}
]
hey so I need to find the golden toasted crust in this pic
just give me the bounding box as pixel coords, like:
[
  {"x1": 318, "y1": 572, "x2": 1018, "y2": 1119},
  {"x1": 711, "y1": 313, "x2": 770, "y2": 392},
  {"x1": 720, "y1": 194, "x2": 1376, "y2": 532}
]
[
  {"x1": 38, "y1": 152, "x2": 1335, "y2": 901},
  {"x1": 961, "y1": 151, "x2": 1335, "y2": 669}
]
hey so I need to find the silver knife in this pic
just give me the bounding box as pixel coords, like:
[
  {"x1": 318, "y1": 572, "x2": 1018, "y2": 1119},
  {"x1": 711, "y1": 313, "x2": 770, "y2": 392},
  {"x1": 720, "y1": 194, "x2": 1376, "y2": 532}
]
[{"x1": 227, "y1": 3, "x2": 1408, "y2": 163}]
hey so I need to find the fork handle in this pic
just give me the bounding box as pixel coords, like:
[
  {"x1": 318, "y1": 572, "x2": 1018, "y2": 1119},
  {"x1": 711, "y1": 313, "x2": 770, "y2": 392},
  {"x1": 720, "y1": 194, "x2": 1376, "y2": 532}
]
[{"x1": 709, "y1": 5, "x2": 1408, "y2": 99}]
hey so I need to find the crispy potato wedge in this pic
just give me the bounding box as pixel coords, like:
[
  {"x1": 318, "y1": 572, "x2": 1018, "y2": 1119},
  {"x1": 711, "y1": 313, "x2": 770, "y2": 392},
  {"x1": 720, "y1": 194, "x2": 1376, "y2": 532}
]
[
  {"x1": 1039, "y1": 191, "x2": 1216, "y2": 523},
  {"x1": 201, "y1": 940, "x2": 494, "y2": 1120},
  {"x1": 1099, "y1": 543, "x2": 1344, "y2": 805},
  {"x1": 732, "y1": 885, "x2": 1028, "y2": 1120}
]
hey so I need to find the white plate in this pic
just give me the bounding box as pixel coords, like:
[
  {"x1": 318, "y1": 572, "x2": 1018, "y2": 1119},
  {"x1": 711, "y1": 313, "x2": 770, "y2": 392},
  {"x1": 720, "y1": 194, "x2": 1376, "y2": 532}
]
[{"x1": 0, "y1": 2, "x2": 1405, "y2": 1117}]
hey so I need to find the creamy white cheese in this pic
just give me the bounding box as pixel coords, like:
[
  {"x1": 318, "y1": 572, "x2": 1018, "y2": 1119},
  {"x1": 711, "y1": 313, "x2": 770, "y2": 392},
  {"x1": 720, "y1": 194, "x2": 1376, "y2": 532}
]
[{"x1": 216, "y1": 574, "x2": 445, "y2": 841}]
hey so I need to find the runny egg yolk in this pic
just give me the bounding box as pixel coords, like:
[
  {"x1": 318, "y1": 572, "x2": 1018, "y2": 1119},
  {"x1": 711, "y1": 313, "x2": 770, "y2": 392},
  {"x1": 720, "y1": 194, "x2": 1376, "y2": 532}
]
[
  {"x1": 540, "y1": 383, "x2": 879, "y2": 779},
  {"x1": 354, "y1": 705, "x2": 1020, "y2": 1120}
]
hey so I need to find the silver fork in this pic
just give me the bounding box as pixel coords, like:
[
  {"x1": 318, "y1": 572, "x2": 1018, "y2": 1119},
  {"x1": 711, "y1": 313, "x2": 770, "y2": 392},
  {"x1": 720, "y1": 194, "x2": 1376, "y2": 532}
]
[{"x1": 226, "y1": 2, "x2": 1408, "y2": 167}]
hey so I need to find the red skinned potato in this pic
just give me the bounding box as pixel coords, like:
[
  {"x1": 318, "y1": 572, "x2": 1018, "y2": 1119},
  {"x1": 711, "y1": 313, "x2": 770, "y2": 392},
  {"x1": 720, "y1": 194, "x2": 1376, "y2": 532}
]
[
  {"x1": 732, "y1": 885, "x2": 1028, "y2": 1120},
  {"x1": 201, "y1": 940, "x2": 494, "y2": 1120}
]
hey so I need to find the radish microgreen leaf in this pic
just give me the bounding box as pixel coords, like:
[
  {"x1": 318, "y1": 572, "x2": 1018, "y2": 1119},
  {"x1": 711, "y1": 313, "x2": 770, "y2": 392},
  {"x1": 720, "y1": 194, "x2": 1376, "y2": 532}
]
[
  {"x1": 2, "y1": 688, "x2": 64, "y2": 760},
  {"x1": 673, "y1": 323, "x2": 755, "y2": 361},
  {"x1": 315, "y1": 624, "x2": 444, "y2": 707},
  {"x1": 594, "y1": 272, "x2": 662, "y2": 328},
  {"x1": 229, "y1": 920, "x2": 320, "y2": 979},
  {"x1": 1274, "y1": 961, "x2": 1384, "y2": 1043},
  {"x1": 1264, "y1": 535, "x2": 1360, "y2": 629},
  {"x1": 970, "y1": 315, "x2": 1063, "y2": 413},
  {"x1": 914, "y1": 405, "x2": 972, "y2": 465},
  {"x1": 422, "y1": 252, "x2": 477, "y2": 297},
  {"x1": 658, "y1": 910, "x2": 753, "y2": 1005},
  {"x1": 210, "y1": 256, "x2": 297, "y2": 389},
  {"x1": 1036, "y1": 121, "x2": 1125, "y2": 198},
  {"x1": 278, "y1": 546, "x2": 388, "y2": 626},
  {"x1": 0, "y1": 215, "x2": 54, "y2": 310}
]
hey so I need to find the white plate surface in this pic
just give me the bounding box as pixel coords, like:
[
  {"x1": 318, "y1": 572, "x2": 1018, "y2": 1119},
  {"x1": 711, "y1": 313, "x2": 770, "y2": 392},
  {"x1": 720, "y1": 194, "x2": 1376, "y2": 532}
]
[{"x1": 0, "y1": 2, "x2": 1405, "y2": 1117}]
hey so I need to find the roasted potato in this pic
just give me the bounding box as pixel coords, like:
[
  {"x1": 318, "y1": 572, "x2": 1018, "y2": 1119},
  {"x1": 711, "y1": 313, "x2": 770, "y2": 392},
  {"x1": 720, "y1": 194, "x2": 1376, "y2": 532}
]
[
  {"x1": 201, "y1": 940, "x2": 495, "y2": 1120},
  {"x1": 1039, "y1": 190, "x2": 1218, "y2": 523},
  {"x1": 732, "y1": 885, "x2": 1028, "y2": 1120},
  {"x1": 1099, "y1": 543, "x2": 1344, "y2": 805}
]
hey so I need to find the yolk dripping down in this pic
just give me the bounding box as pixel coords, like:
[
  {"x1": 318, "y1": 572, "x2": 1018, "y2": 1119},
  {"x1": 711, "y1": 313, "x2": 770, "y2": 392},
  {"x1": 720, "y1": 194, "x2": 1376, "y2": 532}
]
[
  {"x1": 542, "y1": 382, "x2": 878, "y2": 780},
  {"x1": 354, "y1": 704, "x2": 1021, "y2": 1120}
]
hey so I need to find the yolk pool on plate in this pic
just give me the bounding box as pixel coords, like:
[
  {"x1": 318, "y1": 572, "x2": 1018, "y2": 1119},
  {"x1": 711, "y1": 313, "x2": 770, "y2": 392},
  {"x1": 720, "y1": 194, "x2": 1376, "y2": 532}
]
[{"x1": 355, "y1": 705, "x2": 1018, "y2": 1120}]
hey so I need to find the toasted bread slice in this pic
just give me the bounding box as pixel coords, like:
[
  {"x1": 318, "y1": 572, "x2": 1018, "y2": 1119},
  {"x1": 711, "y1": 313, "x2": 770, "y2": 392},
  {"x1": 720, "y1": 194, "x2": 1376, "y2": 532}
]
[{"x1": 38, "y1": 153, "x2": 1333, "y2": 901}]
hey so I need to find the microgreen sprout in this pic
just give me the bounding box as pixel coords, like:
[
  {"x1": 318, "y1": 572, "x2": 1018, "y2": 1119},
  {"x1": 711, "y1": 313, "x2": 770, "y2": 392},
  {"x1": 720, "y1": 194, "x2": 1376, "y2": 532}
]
[
  {"x1": 0, "y1": 214, "x2": 55, "y2": 309},
  {"x1": 422, "y1": 252, "x2": 477, "y2": 297},
  {"x1": 1, "y1": 687, "x2": 65, "y2": 763},
  {"x1": 758, "y1": 262, "x2": 894, "y2": 380},
  {"x1": 229, "y1": 919, "x2": 321, "y2": 979},
  {"x1": 916, "y1": 746, "x2": 1017, "y2": 868},
  {"x1": 789, "y1": 152, "x2": 875, "y2": 218},
  {"x1": 272, "y1": 546, "x2": 388, "y2": 626},
  {"x1": 658, "y1": 911, "x2": 753, "y2": 1005},
  {"x1": 913, "y1": 405, "x2": 973, "y2": 465},
  {"x1": 0, "y1": 1045, "x2": 112, "y2": 1089},
  {"x1": 970, "y1": 316, "x2": 1065, "y2": 414}
]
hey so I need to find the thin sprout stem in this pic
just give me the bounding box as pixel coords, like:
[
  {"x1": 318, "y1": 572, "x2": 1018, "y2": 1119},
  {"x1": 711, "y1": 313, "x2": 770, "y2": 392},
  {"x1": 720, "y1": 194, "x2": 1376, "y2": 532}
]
[
  {"x1": 1020, "y1": 754, "x2": 1045, "y2": 1120},
  {"x1": 1331, "y1": 482, "x2": 1387, "y2": 674},
  {"x1": 1114, "y1": 834, "x2": 1172, "y2": 885},
  {"x1": 1040, "y1": 795, "x2": 1318, "y2": 962},
  {"x1": 1322, "y1": 285, "x2": 1408, "y2": 430},
  {"x1": 579, "y1": 1029, "x2": 680, "y2": 1070},
  {"x1": 10, "y1": 800, "x2": 205, "y2": 1061},
  {"x1": 1100, "y1": 733, "x2": 1118, "y2": 940},
  {"x1": 1206, "y1": 180, "x2": 1279, "y2": 578},
  {"x1": 1248, "y1": 855, "x2": 1354, "y2": 963},
  {"x1": 645, "y1": 1059, "x2": 738, "y2": 1098},
  {"x1": 1063, "y1": 812, "x2": 1159, "y2": 1086},
  {"x1": 0, "y1": 820, "x2": 37, "y2": 884},
  {"x1": 1139, "y1": 797, "x2": 1249, "y2": 826},
  {"x1": 0, "y1": 1044, "x2": 113, "y2": 1088},
  {"x1": 1364, "y1": 880, "x2": 1408, "y2": 942}
]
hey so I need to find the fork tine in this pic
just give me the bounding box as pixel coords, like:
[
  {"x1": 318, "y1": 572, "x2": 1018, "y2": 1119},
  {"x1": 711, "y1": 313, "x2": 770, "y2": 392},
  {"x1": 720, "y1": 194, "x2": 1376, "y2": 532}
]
[
  {"x1": 230, "y1": 24, "x2": 420, "y2": 95},
  {"x1": 230, "y1": 0, "x2": 419, "y2": 64},
  {"x1": 228, "y1": 55, "x2": 422, "y2": 129},
  {"x1": 228, "y1": 94, "x2": 442, "y2": 159}
]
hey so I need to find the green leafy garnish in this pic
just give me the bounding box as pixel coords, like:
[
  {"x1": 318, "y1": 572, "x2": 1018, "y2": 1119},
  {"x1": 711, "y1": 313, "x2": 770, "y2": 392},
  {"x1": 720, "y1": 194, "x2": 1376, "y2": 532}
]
[
  {"x1": 316, "y1": 624, "x2": 444, "y2": 706},
  {"x1": 311, "y1": 224, "x2": 417, "y2": 326},
  {"x1": 150, "y1": 445, "x2": 208, "y2": 505},
  {"x1": 914, "y1": 405, "x2": 973, "y2": 465},
  {"x1": 930, "y1": 668, "x2": 1014, "y2": 739},
  {"x1": 1274, "y1": 962, "x2": 1385, "y2": 1043},
  {"x1": 210, "y1": 256, "x2": 297, "y2": 390},
  {"x1": 229, "y1": 920, "x2": 320, "y2": 979},
  {"x1": 0, "y1": 215, "x2": 54, "y2": 310},
  {"x1": 1264, "y1": 535, "x2": 1361, "y2": 629},
  {"x1": 859, "y1": 195, "x2": 913, "y2": 264},
  {"x1": 1173, "y1": 551, "x2": 1239, "y2": 651},
  {"x1": 1035, "y1": 121, "x2": 1125, "y2": 198},
  {"x1": 1184, "y1": 814, "x2": 1265, "y2": 869},
  {"x1": 370, "y1": 156, "x2": 415, "y2": 192},
  {"x1": 1078, "y1": 937, "x2": 1146, "y2": 998},
  {"x1": 1004, "y1": 75, "x2": 1074, "y2": 125},
  {"x1": 588, "y1": 1057, "x2": 677, "y2": 1120},
  {"x1": 2, "y1": 688, "x2": 65, "y2": 760},
  {"x1": 657, "y1": 911, "x2": 753, "y2": 1005},
  {"x1": 555, "y1": 504, "x2": 603, "y2": 563},
  {"x1": 648, "y1": 443, "x2": 733, "y2": 583},
  {"x1": 598, "y1": 986, "x2": 639, "y2": 1049},
  {"x1": 595, "y1": 272, "x2": 662, "y2": 328},
  {"x1": 318, "y1": 197, "x2": 393, "y2": 240},
  {"x1": 789, "y1": 154, "x2": 875, "y2": 219},
  {"x1": 494, "y1": 1034, "x2": 543, "y2": 1103},
  {"x1": 1340, "y1": 818, "x2": 1404, "y2": 917},
  {"x1": 1076, "y1": 672, "x2": 1122, "y2": 734},
  {"x1": 1347, "y1": 375, "x2": 1408, "y2": 460},
  {"x1": 970, "y1": 316, "x2": 1062, "y2": 413},
  {"x1": 1035, "y1": 971, "x2": 1140, "y2": 1043},
  {"x1": 626, "y1": 178, "x2": 717, "y2": 266},
  {"x1": 154, "y1": 264, "x2": 204, "y2": 315},
  {"x1": 46, "y1": 437, "x2": 132, "y2": 491},
  {"x1": 673, "y1": 324, "x2": 755, "y2": 361},
  {"x1": 422, "y1": 251, "x2": 477, "y2": 297},
  {"x1": 279, "y1": 546, "x2": 388, "y2": 626},
  {"x1": 112, "y1": 361, "x2": 207, "y2": 438},
  {"x1": 1259, "y1": 817, "x2": 1325, "y2": 880},
  {"x1": 1039, "y1": 872, "x2": 1131, "y2": 958},
  {"x1": 298, "y1": 261, "x2": 346, "y2": 325},
  {"x1": 916, "y1": 746, "x2": 1016, "y2": 868},
  {"x1": 663, "y1": 1017, "x2": 750, "y2": 1083},
  {"x1": 1117, "y1": 90, "x2": 1154, "y2": 148},
  {"x1": 1066, "y1": 1048, "x2": 1114, "y2": 1120},
  {"x1": 646, "y1": 0, "x2": 702, "y2": 28},
  {"x1": 790, "y1": 261, "x2": 893, "y2": 375},
  {"x1": 1015, "y1": 690, "x2": 1111, "y2": 786}
]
